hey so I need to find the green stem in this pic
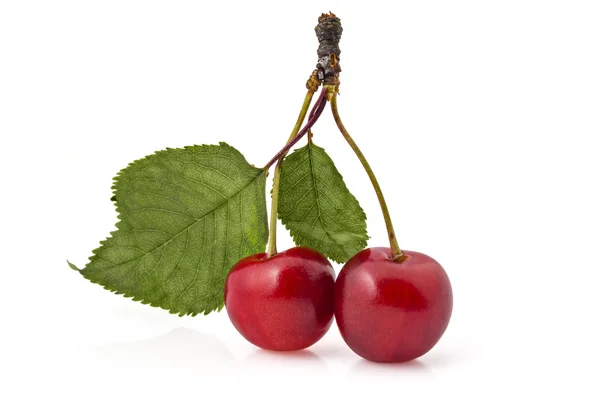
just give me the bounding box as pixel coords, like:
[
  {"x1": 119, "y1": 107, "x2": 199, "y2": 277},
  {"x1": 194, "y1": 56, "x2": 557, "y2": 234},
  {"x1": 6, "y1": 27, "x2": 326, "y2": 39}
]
[
  {"x1": 267, "y1": 90, "x2": 315, "y2": 257},
  {"x1": 330, "y1": 91, "x2": 405, "y2": 261}
]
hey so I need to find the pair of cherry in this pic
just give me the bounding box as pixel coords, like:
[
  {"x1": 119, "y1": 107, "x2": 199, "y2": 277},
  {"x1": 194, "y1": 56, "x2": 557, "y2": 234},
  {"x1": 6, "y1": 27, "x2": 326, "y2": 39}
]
[
  {"x1": 224, "y1": 85, "x2": 453, "y2": 363},
  {"x1": 225, "y1": 246, "x2": 452, "y2": 363}
]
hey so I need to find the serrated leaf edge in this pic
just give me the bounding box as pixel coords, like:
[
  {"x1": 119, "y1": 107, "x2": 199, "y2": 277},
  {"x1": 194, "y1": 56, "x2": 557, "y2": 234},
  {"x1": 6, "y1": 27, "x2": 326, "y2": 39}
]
[{"x1": 73, "y1": 142, "x2": 266, "y2": 317}]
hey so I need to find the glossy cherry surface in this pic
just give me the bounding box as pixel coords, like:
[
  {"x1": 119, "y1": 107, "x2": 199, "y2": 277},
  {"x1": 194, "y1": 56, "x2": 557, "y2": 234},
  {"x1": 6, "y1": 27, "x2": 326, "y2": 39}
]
[
  {"x1": 335, "y1": 247, "x2": 453, "y2": 363},
  {"x1": 225, "y1": 247, "x2": 335, "y2": 351}
]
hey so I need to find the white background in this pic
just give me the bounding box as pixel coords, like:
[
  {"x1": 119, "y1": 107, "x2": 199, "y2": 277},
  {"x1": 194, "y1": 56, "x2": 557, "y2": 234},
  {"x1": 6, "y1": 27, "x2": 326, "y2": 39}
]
[{"x1": 1, "y1": 1, "x2": 599, "y2": 398}]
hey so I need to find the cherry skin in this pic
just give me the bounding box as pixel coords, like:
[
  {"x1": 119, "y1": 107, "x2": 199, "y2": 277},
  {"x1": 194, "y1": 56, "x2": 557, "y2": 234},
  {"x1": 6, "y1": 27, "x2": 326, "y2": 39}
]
[
  {"x1": 224, "y1": 247, "x2": 335, "y2": 351},
  {"x1": 335, "y1": 247, "x2": 453, "y2": 363}
]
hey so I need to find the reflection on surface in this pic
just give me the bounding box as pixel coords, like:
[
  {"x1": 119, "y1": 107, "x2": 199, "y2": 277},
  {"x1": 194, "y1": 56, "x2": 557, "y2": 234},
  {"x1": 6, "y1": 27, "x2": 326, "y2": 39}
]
[
  {"x1": 349, "y1": 358, "x2": 433, "y2": 377},
  {"x1": 242, "y1": 348, "x2": 328, "y2": 375},
  {"x1": 419, "y1": 349, "x2": 464, "y2": 368},
  {"x1": 309, "y1": 343, "x2": 348, "y2": 358},
  {"x1": 94, "y1": 328, "x2": 233, "y2": 374},
  {"x1": 245, "y1": 348, "x2": 323, "y2": 362}
]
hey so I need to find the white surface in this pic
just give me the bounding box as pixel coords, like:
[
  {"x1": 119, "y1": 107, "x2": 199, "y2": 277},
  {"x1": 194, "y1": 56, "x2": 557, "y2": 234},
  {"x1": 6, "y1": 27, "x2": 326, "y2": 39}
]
[{"x1": 1, "y1": 1, "x2": 599, "y2": 398}]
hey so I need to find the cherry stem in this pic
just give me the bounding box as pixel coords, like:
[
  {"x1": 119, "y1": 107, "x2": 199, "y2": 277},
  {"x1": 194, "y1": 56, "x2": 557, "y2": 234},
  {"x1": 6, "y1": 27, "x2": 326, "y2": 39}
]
[
  {"x1": 263, "y1": 87, "x2": 328, "y2": 171},
  {"x1": 329, "y1": 91, "x2": 405, "y2": 262},
  {"x1": 267, "y1": 90, "x2": 316, "y2": 257}
]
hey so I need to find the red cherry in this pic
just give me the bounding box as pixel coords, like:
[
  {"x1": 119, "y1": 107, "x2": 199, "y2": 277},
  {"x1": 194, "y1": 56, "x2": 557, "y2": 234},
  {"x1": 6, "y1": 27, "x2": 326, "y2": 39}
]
[
  {"x1": 335, "y1": 247, "x2": 453, "y2": 363},
  {"x1": 224, "y1": 247, "x2": 335, "y2": 351}
]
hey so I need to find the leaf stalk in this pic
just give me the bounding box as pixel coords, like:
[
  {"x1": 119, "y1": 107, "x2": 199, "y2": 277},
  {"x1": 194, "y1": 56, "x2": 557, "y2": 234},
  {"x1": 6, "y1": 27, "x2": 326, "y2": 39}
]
[{"x1": 263, "y1": 87, "x2": 328, "y2": 171}]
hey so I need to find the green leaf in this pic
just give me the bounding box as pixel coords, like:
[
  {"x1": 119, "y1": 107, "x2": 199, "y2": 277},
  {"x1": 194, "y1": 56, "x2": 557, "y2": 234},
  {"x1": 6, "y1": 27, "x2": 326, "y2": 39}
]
[
  {"x1": 278, "y1": 141, "x2": 368, "y2": 263},
  {"x1": 73, "y1": 143, "x2": 268, "y2": 316}
]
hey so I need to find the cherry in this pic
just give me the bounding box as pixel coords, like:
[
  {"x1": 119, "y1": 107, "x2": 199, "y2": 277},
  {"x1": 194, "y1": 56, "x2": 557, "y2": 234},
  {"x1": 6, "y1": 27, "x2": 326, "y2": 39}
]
[
  {"x1": 335, "y1": 247, "x2": 453, "y2": 363},
  {"x1": 224, "y1": 247, "x2": 335, "y2": 351}
]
